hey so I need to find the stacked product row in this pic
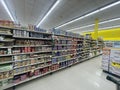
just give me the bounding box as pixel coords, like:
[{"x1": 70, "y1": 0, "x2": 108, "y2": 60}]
[
  {"x1": 0, "y1": 28, "x2": 53, "y2": 87},
  {"x1": 52, "y1": 35, "x2": 79, "y2": 69},
  {"x1": 0, "y1": 27, "x2": 103, "y2": 89}
]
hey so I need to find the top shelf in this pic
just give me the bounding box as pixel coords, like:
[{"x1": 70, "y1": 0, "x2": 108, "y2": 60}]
[
  {"x1": 0, "y1": 26, "x2": 52, "y2": 35},
  {"x1": 28, "y1": 30, "x2": 52, "y2": 35},
  {"x1": 13, "y1": 36, "x2": 52, "y2": 40},
  {"x1": 0, "y1": 33, "x2": 13, "y2": 36},
  {"x1": 54, "y1": 34, "x2": 83, "y2": 38}
]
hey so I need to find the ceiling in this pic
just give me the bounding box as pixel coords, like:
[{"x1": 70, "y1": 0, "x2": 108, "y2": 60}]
[{"x1": 0, "y1": 0, "x2": 120, "y2": 33}]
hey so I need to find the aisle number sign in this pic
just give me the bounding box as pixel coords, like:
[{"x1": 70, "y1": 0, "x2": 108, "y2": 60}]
[{"x1": 111, "y1": 62, "x2": 120, "y2": 68}]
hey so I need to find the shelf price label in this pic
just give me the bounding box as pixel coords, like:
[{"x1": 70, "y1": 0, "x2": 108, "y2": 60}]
[{"x1": 111, "y1": 62, "x2": 120, "y2": 68}]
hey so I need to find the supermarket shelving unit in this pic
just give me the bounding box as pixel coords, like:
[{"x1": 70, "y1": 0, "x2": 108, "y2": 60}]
[
  {"x1": 0, "y1": 27, "x2": 103, "y2": 90},
  {"x1": 0, "y1": 26, "x2": 53, "y2": 90},
  {"x1": 102, "y1": 41, "x2": 120, "y2": 78},
  {"x1": 52, "y1": 34, "x2": 80, "y2": 69}
]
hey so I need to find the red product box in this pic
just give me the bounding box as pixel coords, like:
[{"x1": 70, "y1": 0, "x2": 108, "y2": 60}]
[
  {"x1": 56, "y1": 64, "x2": 59, "y2": 69},
  {"x1": 27, "y1": 47, "x2": 31, "y2": 52},
  {"x1": 13, "y1": 78, "x2": 21, "y2": 83},
  {"x1": 25, "y1": 47, "x2": 28, "y2": 53},
  {"x1": 20, "y1": 74, "x2": 27, "y2": 81},
  {"x1": 29, "y1": 71, "x2": 34, "y2": 77},
  {"x1": 50, "y1": 66, "x2": 54, "y2": 71},
  {"x1": 43, "y1": 67, "x2": 49, "y2": 73},
  {"x1": 31, "y1": 47, "x2": 35, "y2": 52},
  {"x1": 21, "y1": 47, "x2": 25, "y2": 53},
  {"x1": 34, "y1": 70, "x2": 40, "y2": 76},
  {"x1": 40, "y1": 68, "x2": 45, "y2": 74}
]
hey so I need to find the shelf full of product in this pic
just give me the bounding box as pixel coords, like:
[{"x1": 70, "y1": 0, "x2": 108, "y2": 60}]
[
  {"x1": 0, "y1": 26, "x2": 103, "y2": 90},
  {"x1": 102, "y1": 41, "x2": 120, "y2": 77}
]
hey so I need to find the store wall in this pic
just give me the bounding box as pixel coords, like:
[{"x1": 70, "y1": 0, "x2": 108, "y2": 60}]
[{"x1": 84, "y1": 27, "x2": 120, "y2": 41}]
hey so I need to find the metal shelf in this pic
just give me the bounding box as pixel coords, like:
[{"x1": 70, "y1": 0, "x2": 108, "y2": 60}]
[
  {"x1": 32, "y1": 64, "x2": 52, "y2": 71},
  {"x1": 0, "y1": 26, "x2": 52, "y2": 35},
  {"x1": 13, "y1": 45, "x2": 52, "y2": 48},
  {"x1": 14, "y1": 71, "x2": 51, "y2": 86},
  {"x1": 0, "y1": 33, "x2": 13, "y2": 36},
  {"x1": 12, "y1": 50, "x2": 52, "y2": 55},
  {"x1": 1, "y1": 54, "x2": 102, "y2": 90},
  {"x1": 53, "y1": 49, "x2": 77, "y2": 52},
  {"x1": 76, "y1": 40, "x2": 84, "y2": 41},
  {"x1": 14, "y1": 70, "x2": 30, "y2": 76},
  {"x1": 0, "y1": 26, "x2": 14, "y2": 29},
  {"x1": 13, "y1": 36, "x2": 52, "y2": 40},
  {"x1": 14, "y1": 64, "x2": 52, "y2": 76},
  {"x1": 14, "y1": 55, "x2": 52, "y2": 62},
  {"x1": 14, "y1": 61, "x2": 48, "y2": 69},
  {"x1": 54, "y1": 34, "x2": 82, "y2": 38},
  {"x1": 0, "y1": 54, "x2": 13, "y2": 57},
  {"x1": 52, "y1": 53, "x2": 74, "y2": 58},
  {"x1": 0, "y1": 40, "x2": 14, "y2": 42},
  {"x1": 28, "y1": 30, "x2": 52, "y2": 35},
  {"x1": 14, "y1": 59, "x2": 52, "y2": 69},
  {"x1": 58, "y1": 57, "x2": 76, "y2": 63},
  {"x1": 54, "y1": 44, "x2": 82, "y2": 46},
  {"x1": 0, "y1": 61, "x2": 13, "y2": 64},
  {"x1": 0, "y1": 77, "x2": 13, "y2": 82},
  {"x1": 56, "y1": 39, "x2": 72, "y2": 41},
  {"x1": 0, "y1": 46, "x2": 12, "y2": 48},
  {"x1": 0, "y1": 69, "x2": 13, "y2": 73},
  {"x1": 1, "y1": 71, "x2": 51, "y2": 90}
]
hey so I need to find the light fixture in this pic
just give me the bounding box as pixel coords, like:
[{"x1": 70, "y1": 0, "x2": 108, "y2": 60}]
[
  {"x1": 55, "y1": 0, "x2": 120, "y2": 29},
  {"x1": 76, "y1": 25, "x2": 120, "y2": 33},
  {"x1": 73, "y1": 29, "x2": 93, "y2": 33},
  {"x1": 78, "y1": 25, "x2": 120, "y2": 33},
  {"x1": 78, "y1": 30, "x2": 93, "y2": 33},
  {"x1": 1, "y1": 0, "x2": 15, "y2": 22},
  {"x1": 100, "y1": 25, "x2": 120, "y2": 30},
  {"x1": 67, "y1": 17, "x2": 120, "y2": 31},
  {"x1": 99, "y1": 17, "x2": 120, "y2": 24},
  {"x1": 67, "y1": 24, "x2": 94, "y2": 31},
  {"x1": 36, "y1": 0, "x2": 60, "y2": 28},
  {"x1": 99, "y1": 1, "x2": 120, "y2": 11}
]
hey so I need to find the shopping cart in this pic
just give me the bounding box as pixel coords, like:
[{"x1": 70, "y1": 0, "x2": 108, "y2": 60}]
[{"x1": 106, "y1": 76, "x2": 120, "y2": 90}]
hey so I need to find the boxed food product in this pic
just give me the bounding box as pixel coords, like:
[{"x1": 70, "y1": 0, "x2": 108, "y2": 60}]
[
  {"x1": 0, "y1": 20, "x2": 14, "y2": 27},
  {"x1": 13, "y1": 76, "x2": 21, "y2": 83},
  {"x1": 0, "y1": 64, "x2": 12, "y2": 72},
  {"x1": 0, "y1": 72, "x2": 4, "y2": 79},
  {"x1": 102, "y1": 48, "x2": 111, "y2": 71},
  {"x1": 20, "y1": 74, "x2": 27, "y2": 81},
  {"x1": 109, "y1": 49, "x2": 120, "y2": 76},
  {"x1": 34, "y1": 70, "x2": 40, "y2": 76}
]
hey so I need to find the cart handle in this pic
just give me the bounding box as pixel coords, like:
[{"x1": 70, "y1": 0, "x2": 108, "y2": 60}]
[{"x1": 106, "y1": 76, "x2": 120, "y2": 85}]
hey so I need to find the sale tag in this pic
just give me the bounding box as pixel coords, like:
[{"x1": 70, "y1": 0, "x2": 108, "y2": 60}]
[{"x1": 111, "y1": 62, "x2": 120, "y2": 68}]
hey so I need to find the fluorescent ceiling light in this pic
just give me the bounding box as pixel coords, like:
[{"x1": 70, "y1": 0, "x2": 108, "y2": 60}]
[
  {"x1": 55, "y1": 10, "x2": 99, "y2": 29},
  {"x1": 73, "y1": 30, "x2": 93, "y2": 33},
  {"x1": 1, "y1": 0, "x2": 15, "y2": 22},
  {"x1": 99, "y1": 17, "x2": 120, "y2": 24},
  {"x1": 68, "y1": 17, "x2": 120, "y2": 31},
  {"x1": 67, "y1": 24, "x2": 94, "y2": 31},
  {"x1": 55, "y1": 0, "x2": 120, "y2": 29},
  {"x1": 100, "y1": 25, "x2": 120, "y2": 30},
  {"x1": 75, "y1": 25, "x2": 120, "y2": 33},
  {"x1": 99, "y1": 1, "x2": 120, "y2": 11},
  {"x1": 36, "y1": 0, "x2": 60, "y2": 28}
]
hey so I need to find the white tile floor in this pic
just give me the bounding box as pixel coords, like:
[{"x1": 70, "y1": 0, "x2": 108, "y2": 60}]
[{"x1": 15, "y1": 56, "x2": 116, "y2": 90}]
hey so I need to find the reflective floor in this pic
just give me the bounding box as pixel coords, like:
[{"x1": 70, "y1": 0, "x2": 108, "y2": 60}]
[{"x1": 16, "y1": 56, "x2": 116, "y2": 90}]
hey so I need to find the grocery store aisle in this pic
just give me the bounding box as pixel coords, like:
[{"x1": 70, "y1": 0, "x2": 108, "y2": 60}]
[{"x1": 15, "y1": 56, "x2": 115, "y2": 90}]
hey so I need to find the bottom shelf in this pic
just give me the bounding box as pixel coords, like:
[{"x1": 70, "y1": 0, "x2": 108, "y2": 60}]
[
  {"x1": 1, "y1": 54, "x2": 101, "y2": 90},
  {"x1": 103, "y1": 70, "x2": 120, "y2": 78}
]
